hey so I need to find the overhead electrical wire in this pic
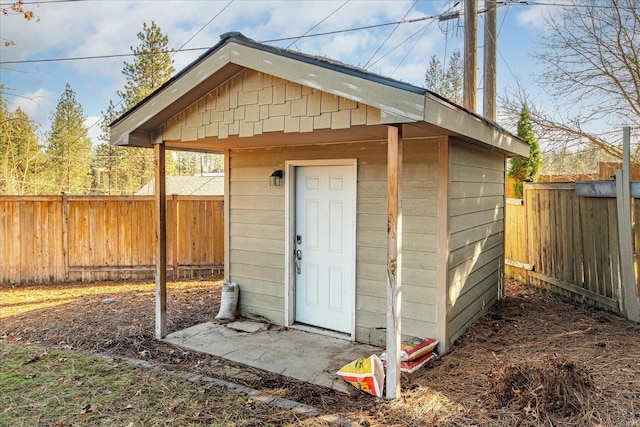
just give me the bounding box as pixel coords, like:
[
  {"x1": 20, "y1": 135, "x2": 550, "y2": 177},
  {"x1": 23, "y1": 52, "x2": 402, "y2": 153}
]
[
  {"x1": 2, "y1": 14, "x2": 442, "y2": 66},
  {"x1": 173, "y1": 0, "x2": 234, "y2": 54},
  {"x1": 0, "y1": 0, "x2": 621, "y2": 8},
  {"x1": 363, "y1": 0, "x2": 418, "y2": 69},
  {"x1": 286, "y1": 0, "x2": 350, "y2": 49},
  {"x1": 373, "y1": 0, "x2": 459, "y2": 75}
]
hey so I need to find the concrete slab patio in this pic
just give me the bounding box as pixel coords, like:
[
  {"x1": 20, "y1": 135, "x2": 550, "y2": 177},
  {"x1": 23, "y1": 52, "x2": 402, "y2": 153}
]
[{"x1": 164, "y1": 321, "x2": 382, "y2": 394}]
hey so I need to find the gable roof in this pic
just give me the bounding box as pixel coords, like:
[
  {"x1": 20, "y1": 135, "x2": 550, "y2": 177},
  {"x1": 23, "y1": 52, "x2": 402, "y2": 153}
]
[
  {"x1": 110, "y1": 32, "x2": 529, "y2": 157},
  {"x1": 136, "y1": 175, "x2": 224, "y2": 196}
]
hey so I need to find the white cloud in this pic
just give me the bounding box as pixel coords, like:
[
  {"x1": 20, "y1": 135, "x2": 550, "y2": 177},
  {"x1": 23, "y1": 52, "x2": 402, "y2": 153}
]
[{"x1": 515, "y1": 4, "x2": 565, "y2": 31}]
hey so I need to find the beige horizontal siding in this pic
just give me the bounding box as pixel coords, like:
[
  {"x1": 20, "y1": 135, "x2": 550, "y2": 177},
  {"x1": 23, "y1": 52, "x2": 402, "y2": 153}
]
[
  {"x1": 447, "y1": 271, "x2": 499, "y2": 335},
  {"x1": 447, "y1": 139, "x2": 506, "y2": 344},
  {"x1": 449, "y1": 220, "x2": 503, "y2": 250},
  {"x1": 449, "y1": 195, "x2": 504, "y2": 216},
  {"x1": 448, "y1": 231, "x2": 503, "y2": 269},
  {"x1": 229, "y1": 138, "x2": 440, "y2": 344}
]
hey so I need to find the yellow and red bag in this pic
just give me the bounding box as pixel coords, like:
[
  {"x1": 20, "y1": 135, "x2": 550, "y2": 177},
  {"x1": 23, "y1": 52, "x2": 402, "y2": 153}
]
[{"x1": 336, "y1": 355, "x2": 385, "y2": 397}]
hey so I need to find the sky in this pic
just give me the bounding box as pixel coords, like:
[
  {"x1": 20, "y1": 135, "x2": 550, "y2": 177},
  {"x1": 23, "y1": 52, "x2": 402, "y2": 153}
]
[{"x1": 0, "y1": 0, "x2": 564, "y2": 146}]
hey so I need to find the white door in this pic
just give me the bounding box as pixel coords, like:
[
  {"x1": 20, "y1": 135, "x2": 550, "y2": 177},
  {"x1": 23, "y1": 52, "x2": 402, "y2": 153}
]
[{"x1": 295, "y1": 165, "x2": 355, "y2": 333}]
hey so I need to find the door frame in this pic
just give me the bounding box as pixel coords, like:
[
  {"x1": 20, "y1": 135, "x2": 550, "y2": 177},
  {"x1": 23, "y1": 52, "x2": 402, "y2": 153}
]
[{"x1": 284, "y1": 158, "x2": 358, "y2": 340}]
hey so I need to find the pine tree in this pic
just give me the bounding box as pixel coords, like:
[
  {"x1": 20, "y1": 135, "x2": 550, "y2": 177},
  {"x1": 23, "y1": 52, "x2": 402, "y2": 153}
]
[
  {"x1": 45, "y1": 84, "x2": 92, "y2": 194},
  {"x1": 0, "y1": 90, "x2": 45, "y2": 194},
  {"x1": 425, "y1": 48, "x2": 463, "y2": 104},
  {"x1": 92, "y1": 100, "x2": 129, "y2": 194},
  {"x1": 118, "y1": 21, "x2": 174, "y2": 108},
  {"x1": 443, "y1": 49, "x2": 463, "y2": 105},
  {"x1": 424, "y1": 56, "x2": 444, "y2": 96},
  {"x1": 508, "y1": 105, "x2": 543, "y2": 198},
  {"x1": 94, "y1": 21, "x2": 176, "y2": 194}
]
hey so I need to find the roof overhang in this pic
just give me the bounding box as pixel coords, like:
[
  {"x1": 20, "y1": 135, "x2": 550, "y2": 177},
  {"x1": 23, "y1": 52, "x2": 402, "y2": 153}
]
[{"x1": 110, "y1": 34, "x2": 529, "y2": 158}]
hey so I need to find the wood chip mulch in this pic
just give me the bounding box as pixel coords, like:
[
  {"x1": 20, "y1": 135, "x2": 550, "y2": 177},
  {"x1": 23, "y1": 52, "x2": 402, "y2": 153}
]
[{"x1": 1, "y1": 277, "x2": 639, "y2": 426}]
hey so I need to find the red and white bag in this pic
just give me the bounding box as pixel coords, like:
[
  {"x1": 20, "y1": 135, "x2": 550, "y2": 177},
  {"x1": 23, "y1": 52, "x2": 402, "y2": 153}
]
[{"x1": 380, "y1": 337, "x2": 439, "y2": 362}]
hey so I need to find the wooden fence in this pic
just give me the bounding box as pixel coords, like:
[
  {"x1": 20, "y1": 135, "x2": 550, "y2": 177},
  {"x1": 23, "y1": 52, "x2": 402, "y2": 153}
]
[
  {"x1": 0, "y1": 195, "x2": 224, "y2": 284},
  {"x1": 505, "y1": 182, "x2": 640, "y2": 316}
]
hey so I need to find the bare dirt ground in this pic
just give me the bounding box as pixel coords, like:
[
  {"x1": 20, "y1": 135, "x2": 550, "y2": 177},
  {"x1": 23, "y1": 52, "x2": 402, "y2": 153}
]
[{"x1": 1, "y1": 277, "x2": 639, "y2": 426}]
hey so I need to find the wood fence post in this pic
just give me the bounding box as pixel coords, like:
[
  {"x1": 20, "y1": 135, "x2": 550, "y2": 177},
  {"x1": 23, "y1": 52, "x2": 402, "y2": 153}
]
[
  {"x1": 172, "y1": 194, "x2": 179, "y2": 279},
  {"x1": 62, "y1": 193, "x2": 70, "y2": 281},
  {"x1": 386, "y1": 124, "x2": 402, "y2": 400},
  {"x1": 617, "y1": 127, "x2": 640, "y2": 322}
]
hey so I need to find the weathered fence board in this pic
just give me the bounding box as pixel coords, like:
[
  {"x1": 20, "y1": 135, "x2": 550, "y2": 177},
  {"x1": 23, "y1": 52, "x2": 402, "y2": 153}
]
[
  {"x1": 506, "y1": 183, "x2": 623, "y2": 313},
  {"x1": 504, "y1": 199, "x2": 528, "y2": 282},
  {"x1": 0, "y1": 196, "x2": 224, "y2": 284}
]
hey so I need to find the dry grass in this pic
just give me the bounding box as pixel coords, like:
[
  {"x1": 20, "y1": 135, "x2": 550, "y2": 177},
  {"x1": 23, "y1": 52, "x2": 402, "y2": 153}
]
[
  {"x1": 2, "y1": 278, "x2": 640, "y2": 426},
  {"x1": 0, "y1": 340, "x2": 307, "y2": 426}
]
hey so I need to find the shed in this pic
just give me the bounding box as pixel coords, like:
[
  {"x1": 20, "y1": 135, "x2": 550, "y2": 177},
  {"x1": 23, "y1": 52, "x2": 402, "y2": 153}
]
[{"x1": 110, "y1": 32, "x2": 529, "y2": 388}]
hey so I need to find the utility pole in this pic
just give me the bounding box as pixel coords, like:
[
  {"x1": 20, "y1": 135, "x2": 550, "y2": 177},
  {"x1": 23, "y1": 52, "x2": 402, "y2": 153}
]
[
  {"x1": 463, "y1": 0, "x2": 478, "y2": 112},
  {"x1": 483, "y1": 0, "x2": 497, "y2": 121}
]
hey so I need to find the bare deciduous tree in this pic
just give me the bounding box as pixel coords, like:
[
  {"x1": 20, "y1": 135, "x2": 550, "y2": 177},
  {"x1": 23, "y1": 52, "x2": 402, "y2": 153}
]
[{"x1": 501, "y1": 0, "x2": 639, "y2": 161}]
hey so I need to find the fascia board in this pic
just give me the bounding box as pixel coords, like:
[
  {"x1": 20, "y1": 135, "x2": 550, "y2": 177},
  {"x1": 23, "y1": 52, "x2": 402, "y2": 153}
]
[{"x1": 423, "y1": 94, "x2": 530, "y2": 157}]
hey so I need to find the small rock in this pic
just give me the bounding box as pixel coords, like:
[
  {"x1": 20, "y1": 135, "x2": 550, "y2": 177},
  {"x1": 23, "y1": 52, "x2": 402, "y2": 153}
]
[{"x1": 102, "y1": 298, "x2": 117, "y2": 304}]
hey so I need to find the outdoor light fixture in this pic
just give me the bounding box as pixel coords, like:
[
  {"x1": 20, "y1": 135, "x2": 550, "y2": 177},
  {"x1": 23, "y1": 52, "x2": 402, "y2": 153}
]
[{"x1": 270, "y1": 169, "x2": 284, "y2": 186}]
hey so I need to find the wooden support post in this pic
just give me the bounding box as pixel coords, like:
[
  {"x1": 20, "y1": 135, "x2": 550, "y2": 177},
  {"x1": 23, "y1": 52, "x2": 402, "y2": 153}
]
[
  {"x1": 223, "y1": 149, "x2": 230, "y2": 281},
  {"x1": 617, "y1": 127, "x2": 640, "y2": 322},
  {"x1": 464, "y1": 0, "x2": 477, "y2": 112},
  {"x1": 483, "y1": 0, "x2": 497, "y2": 121},
  {"x1": 436, "y1": 137, "x2": 450, "y2": 353},
  {"x1": 155, "y1": 143, "x2": 168, "y2": 339},
  {"x1": 386, "y1": 125, "x2": 402, "y2": 400}
]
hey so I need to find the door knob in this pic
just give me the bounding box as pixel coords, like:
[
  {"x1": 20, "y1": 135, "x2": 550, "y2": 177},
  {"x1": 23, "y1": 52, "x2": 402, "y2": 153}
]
[{"x1": 295, "y1": 249, "x2": 302, "y2": 274}]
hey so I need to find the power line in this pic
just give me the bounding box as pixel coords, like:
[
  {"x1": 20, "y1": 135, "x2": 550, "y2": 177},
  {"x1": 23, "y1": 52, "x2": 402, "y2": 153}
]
[
  {"x1": 1, "y1": 15, "x2": 443, "y2": 66},
  {"x1": 363, "y1": 0, "x2": 418, "y2": 69},
  {"x1": 374, "y1": 0, "x2": 459, "y2": 75},
  {"x1": 389, "y1": 21, "x2": 434, "y2": 78},
  {"x1": 286, "y1": 0, "x2": 350, "y2": 49},
  {"x1": 173, "y1": 0, "x2": 234, "y2": 53},
  {"x1": 0, "y1": 47, "x2": 206, "y2": 65}
]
